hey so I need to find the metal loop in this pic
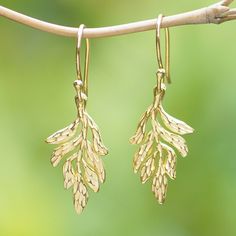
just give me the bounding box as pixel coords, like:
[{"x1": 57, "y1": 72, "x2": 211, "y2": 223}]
[
  {"x1": 76, "y1": 24, "x2": 90, "y2": 96},
  {"x1": 156, "y1": 14, "x2": 171, "y2": 83}
]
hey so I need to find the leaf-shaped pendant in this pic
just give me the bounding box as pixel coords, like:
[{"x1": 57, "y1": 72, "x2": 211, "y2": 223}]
[
  {"x1": 46, "y1": 80, "x2": 108, "y2": 214},
  {"x1": 130, "y1": 69, "x2": 194, "y2": 204}
]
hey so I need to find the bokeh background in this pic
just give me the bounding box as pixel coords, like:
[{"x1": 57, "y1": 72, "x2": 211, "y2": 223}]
[{"x1": 0, "y1": 0, "x2": 236, "y2": 235}]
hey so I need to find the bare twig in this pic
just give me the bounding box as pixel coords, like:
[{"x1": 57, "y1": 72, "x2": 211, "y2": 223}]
[
  {"x1": 219, "y1": 0, "x2": 234, "y2": 6},
  {"x1": 0, "y1": 0, "x2": 235, "y2": 38}
]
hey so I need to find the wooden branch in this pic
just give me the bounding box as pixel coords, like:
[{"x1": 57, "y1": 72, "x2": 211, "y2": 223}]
[{"x1": 0, "y1": 1, "x2": 235, "y2": 38}]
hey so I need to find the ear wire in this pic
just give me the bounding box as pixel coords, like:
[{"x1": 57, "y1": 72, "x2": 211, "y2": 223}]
[
  {"x1": 156, "y1": 14, "x2": 171, "y2": 84},
  {"x1": 76, "y1": 24, "x2": 90, "y2": 97}
]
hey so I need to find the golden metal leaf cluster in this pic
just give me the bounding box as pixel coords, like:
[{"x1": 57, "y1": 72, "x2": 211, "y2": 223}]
[
  {"x1": 130, "y1": 68, "x2": 194, "y2": 204},
  {"x1": 46, "y1": 80, "x2": 108, "y2": 214}
]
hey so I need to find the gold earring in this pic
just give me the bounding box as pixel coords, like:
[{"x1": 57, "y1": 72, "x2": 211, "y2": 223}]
[
  {"x1": 130, "y1": 14, "x2": 194, "y2": 204},
  {"x1": 46, "y1": 24, "x2": 108, "y2": 214}
]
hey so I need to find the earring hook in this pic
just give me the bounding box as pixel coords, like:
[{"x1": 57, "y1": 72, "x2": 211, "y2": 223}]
[
  {"x1": 156, "y1": 14, "x2": 171, "y2": 84},
  {"x1": 76, "y1": 24, "x2": 90, "y2": 97}
]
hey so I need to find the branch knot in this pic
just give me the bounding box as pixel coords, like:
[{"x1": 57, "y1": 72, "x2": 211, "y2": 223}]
[{"x1": 206, "y1": 5, "x2": 230, "y2": 24}]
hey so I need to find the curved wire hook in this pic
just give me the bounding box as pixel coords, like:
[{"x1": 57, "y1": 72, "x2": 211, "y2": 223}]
[
  {"x1": 156, "y1": 14, "x2": 171, "y2": 84},
  {"x1": 76, "y1": 24, "x2": 90, "y2": 96}
]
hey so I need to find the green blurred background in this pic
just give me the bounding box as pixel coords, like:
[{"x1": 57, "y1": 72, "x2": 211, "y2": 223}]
[{"x1": 0, "y1": 0, "x2": 236, "y2": 235}]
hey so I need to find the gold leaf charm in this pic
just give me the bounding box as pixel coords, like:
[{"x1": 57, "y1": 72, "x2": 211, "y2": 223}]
[
  {"x1": 130, "y1": 15, "x2": 194, "y2": 204},
  {"x1": 46, "y1": 25, "x2": 108, "y2": 214},
  {"x1": 46, "y1": 80, "x2": 108, "y2": 214},
  {"x1": 130, "y1": 69, "x2": 194, "y2": 204}
]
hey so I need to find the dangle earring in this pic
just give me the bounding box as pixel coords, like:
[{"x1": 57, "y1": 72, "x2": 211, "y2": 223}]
[
  {"x1": 130, "y1": 15, "x2": 194, "y2": 204},
  {"x1": 46, "y1": 24, "x2": 108, "y2": 214}
]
